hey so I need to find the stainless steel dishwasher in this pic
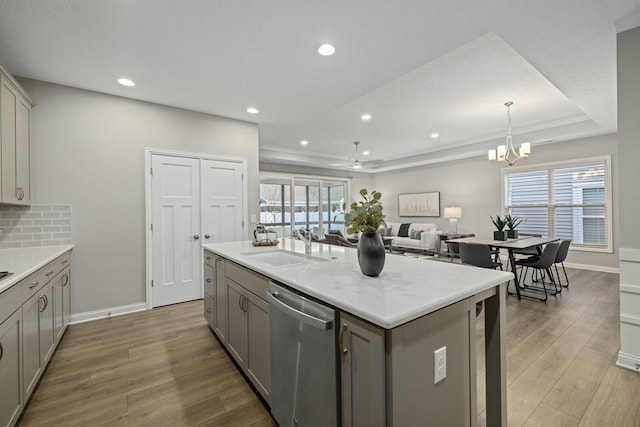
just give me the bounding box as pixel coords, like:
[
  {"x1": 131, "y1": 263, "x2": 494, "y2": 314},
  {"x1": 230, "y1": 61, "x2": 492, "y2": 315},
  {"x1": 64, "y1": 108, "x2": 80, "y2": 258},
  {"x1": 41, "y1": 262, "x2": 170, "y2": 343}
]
[{"x1": 267, "y1": 281, "x2": 339, "y2": 427}]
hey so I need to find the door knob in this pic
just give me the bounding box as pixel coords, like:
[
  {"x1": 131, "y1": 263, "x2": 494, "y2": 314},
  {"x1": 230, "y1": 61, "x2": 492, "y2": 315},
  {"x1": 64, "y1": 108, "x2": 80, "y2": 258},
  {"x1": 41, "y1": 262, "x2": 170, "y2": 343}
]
[
  {"x1": 193, "y1": 235, "x2": 200, "y2": 240},
  {"x1": 205, "y1": 234, "x2": 211, "y2": 239}
]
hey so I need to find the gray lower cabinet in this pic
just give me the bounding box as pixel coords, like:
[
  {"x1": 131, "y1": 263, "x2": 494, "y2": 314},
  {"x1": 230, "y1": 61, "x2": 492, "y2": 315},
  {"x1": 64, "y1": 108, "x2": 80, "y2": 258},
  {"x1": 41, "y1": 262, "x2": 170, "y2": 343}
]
[
  {"x1": 203, "y1": 262, "x2": 215, "y2": 328},
  {"x1": 222, "y1": 260, "x2": 271, "y2": 404},
  {"x1": 0, "y1": 309, "x2": 23, "y2": 427},
  {"x1": 213, "y1": 257, "x2": 226, "y2": 341},
  {"x1": 0, "y1": 250, "x2": 72, "y2": 427},
  {"x1": 340, "y1": 312, "x2": 386, "y2": 427}
]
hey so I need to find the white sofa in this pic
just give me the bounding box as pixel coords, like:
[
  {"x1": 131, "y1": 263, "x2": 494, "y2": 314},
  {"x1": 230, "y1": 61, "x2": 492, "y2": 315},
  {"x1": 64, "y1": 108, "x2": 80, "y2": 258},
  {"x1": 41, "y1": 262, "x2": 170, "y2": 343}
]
[{"x1": 381, "y1": 222, "x2": 441, "y2": 253}]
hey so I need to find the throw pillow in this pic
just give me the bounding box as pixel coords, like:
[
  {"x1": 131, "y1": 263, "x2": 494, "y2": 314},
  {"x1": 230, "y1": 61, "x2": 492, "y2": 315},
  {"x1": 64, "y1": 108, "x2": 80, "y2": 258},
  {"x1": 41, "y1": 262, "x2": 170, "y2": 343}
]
[
  {"x1": 398, "y1": 223, "x2": 411, "y2": 237},
  {"x1": 384, "y1": 226, "x2": 392, "y2": 237},
  {"x1": 411, "y1": 230, "x2": 423, "y2": 240}
]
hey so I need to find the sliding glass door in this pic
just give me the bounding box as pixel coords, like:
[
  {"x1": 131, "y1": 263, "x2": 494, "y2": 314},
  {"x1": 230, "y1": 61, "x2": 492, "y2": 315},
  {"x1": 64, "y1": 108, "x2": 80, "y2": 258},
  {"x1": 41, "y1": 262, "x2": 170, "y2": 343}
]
[{"x1": 260, "y1": 176, "x2": 348, "y2": 238}]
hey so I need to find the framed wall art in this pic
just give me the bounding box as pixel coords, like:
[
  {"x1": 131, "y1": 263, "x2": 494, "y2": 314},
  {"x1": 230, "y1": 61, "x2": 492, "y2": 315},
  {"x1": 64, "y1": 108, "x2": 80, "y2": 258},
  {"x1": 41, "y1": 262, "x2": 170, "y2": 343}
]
[{"x1": 398, "y1": 192, "x2": 440, "y2": 217}]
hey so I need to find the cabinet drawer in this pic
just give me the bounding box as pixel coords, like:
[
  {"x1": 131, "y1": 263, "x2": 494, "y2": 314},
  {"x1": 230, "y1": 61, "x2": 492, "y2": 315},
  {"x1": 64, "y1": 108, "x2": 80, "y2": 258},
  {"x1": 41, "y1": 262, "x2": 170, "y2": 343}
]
[
  {"x1": 0, "y1": 282, "x2": 22, "y2": 324},
  {"x1": 204, "y1": 251, "x2": 216, "y2": 268},
  {"x1": 204, "y1": 263, "x2": 215, "y2": 297},
  {"x1": 21, "y1": 269, "x2": 47, "y2": 302},
  {"x1": 225, "y1": 261, "x2": 269, "y2": 301}
]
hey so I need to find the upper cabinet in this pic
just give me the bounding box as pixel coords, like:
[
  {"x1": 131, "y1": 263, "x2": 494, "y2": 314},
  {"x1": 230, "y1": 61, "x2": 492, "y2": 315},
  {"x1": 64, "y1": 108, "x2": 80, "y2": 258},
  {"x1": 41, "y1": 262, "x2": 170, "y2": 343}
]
[{"x1": 1, "y1": 65, "x2": 34, "y2": 205}]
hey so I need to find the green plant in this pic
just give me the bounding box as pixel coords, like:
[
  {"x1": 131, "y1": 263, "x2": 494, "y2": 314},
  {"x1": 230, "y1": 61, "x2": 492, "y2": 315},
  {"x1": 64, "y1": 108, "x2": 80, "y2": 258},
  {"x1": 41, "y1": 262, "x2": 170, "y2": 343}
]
[
  {"x1": 504, "y1": 214, "x2": 524, "y2": 230},
  {"x1": 344, "y1": 189, "x2": 386, "y2": 236},
  {"x1": 266, "y1": 228, "x2": 276, "y2": 233},
  {"x1": 490, "y1": 215, "x2": 508, "y2": 231}
]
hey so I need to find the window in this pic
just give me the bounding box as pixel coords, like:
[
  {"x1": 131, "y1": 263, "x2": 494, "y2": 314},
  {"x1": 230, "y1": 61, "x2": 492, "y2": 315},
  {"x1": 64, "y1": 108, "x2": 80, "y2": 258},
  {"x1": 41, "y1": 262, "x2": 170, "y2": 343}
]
[
  {"x1": 502, "y1": 156, "x2": 612, "y2": 252},
  {"x1": 260, "y1": 176, "x2": 349, "y2": 237}
]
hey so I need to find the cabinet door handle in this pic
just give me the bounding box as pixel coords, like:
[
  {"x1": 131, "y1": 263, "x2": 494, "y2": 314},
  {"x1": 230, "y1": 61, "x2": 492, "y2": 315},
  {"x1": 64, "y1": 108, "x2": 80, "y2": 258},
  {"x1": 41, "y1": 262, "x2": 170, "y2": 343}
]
[
  {"x1": 206, "y1": 307, "x2": 212, "y2": 314},
  {"x1": 339, "y1": 323, "x2": 348, "y2": 354},
  {"x1": 61, "y1": 259, "x2": 69, "y2": 264},
  {"x1": 0, "y1": 342, "x2": 3, "y2": 361},
  {"x1": 205, "y1": 255, "x2": 212, "y2": 261},
  {"x1": 44, "y1": 294, "x2": 49, "y2": 310},
  {"x1": 46, "y1": 270, "x2": 54, "y2": 277},
  {"x1": 16, "y1": 187, "x2": 24, "y2": 200},
  {"x1": 204, "y1": 234, "x2": 211, "y2": 239},
  {"x1": 28, "y1": 281, "x2": 39, "y2": 289},
  {"x1": 206, "y1": 278, "x2": 212, "y2": 283},
  {"x1": 193, "y1": 235, "x2": 200, "y2": 240},
  {"x1": 243, "y1": 295, "x2": 248, "y2": 312},
  {"x1": 238, "y1": 294, "x2": 243, "y2": 311},
  {"x1": 39, "y1": 295, "x2": 46, "y2": 312},
  {"x1": 62, "y1": 274, "x2": 69, "y2": 286}
]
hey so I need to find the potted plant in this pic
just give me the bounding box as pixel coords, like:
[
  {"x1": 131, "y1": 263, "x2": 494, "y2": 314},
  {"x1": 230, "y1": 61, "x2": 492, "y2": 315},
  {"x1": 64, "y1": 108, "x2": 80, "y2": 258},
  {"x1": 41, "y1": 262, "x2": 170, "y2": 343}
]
[
  {"x1": 345, "y1": 189, "x2": 387, "y2": 277},
  {"x1": 265, "y1": 228, "x2": 277, "y2": 242},
  {"x1": 491, "y1": 215, "x2": 508, "y2": 241},
  {"x1": 504, "y1": 214, "x2": 523, "y2": 239}
]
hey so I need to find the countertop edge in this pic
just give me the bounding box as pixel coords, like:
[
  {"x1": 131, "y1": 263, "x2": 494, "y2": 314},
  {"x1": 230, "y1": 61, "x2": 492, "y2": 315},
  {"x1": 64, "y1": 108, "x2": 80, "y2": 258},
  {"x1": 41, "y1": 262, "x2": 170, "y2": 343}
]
[{"x1": 0, "y1": 245, "x2": 74, "y2": 294}]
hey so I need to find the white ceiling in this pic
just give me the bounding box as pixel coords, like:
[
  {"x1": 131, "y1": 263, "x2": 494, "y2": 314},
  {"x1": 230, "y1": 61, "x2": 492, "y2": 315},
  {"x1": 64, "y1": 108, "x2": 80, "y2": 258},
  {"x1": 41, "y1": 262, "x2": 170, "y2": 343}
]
[{"x1": 1, "y1": 0, "x2": 639, "y2": 172}]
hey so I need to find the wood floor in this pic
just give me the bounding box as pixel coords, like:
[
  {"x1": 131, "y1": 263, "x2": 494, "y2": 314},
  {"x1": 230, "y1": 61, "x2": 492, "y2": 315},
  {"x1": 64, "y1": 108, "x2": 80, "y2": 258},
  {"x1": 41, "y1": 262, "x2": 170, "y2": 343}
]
[{"x1": 18, "y1": 267, "x2": 640, "y2": 426}]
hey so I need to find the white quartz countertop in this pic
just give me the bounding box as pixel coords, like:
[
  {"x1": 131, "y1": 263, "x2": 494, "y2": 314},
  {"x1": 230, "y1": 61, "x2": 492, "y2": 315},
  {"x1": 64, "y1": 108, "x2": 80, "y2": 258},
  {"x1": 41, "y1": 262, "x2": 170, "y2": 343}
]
[
  {"x1": 0, "y1": 245, "x2": 74, "y2": 294},
  {"x1": 203, "y1": 239, "x2": 513, "y2": 329}
]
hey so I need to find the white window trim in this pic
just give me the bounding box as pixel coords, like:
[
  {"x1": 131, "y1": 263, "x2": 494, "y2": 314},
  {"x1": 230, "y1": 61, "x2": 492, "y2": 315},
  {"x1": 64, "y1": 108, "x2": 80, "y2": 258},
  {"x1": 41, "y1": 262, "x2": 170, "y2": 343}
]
[{"x1": 501, "y1": 155, "x2": 613, "y2": 254}]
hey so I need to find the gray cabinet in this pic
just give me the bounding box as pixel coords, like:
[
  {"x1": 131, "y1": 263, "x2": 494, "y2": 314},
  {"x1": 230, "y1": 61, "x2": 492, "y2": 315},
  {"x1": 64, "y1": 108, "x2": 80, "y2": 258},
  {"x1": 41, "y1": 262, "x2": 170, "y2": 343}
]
[
  {"x1": 0, "y1": 250, "x2": 72, "y2": 426},
  {"x1": 340, "y1": 312, "x2": 386, "y2": 427},
  {"x1": 223, "y1": 260, "x2": 271, "y2": 403},
  {"x1": 213, "y1": 257, "x2": 226, "y2": 341},
  {"x1": 0, "y1": 309, "x2": 23, "y2": 427},
  {"x1": 203, "y1": 262, "x2": 215, "y2": 329},
  {"x1": 0, "y1": 65, "x2": 33, "y2": 205}
]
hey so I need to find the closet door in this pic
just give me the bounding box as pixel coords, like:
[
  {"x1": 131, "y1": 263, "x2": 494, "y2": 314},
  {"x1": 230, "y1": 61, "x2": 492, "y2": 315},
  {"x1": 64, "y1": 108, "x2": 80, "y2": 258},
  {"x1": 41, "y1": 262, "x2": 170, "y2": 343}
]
[
  {"x1": 201, "y1": 159, "x2": 244, "y2": 244},
  {"x1": 151, "y1": 155, "x2": 202, "y2": 307}
]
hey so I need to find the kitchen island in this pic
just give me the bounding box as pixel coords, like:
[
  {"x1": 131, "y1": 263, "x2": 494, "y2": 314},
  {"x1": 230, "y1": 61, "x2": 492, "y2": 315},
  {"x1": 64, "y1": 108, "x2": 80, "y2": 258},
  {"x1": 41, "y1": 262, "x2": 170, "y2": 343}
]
[{"x1": 202, "y1": 239, "x2": 512, "y2": 427}]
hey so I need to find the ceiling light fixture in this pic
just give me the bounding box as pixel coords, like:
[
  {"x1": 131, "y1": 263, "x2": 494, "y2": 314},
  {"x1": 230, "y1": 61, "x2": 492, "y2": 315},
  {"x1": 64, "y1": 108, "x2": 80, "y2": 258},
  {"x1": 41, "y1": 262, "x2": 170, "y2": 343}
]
[
  {"x1": 352, "y1": 141, "x2": 362, "y2": 169},
  {"x1": 362, "y1": 150, "x2": 370, "y2": 156},
  {"x1": 247, "y1": 107, "x2": 259, "y2": 114},
  {"x1": 318, "y1": 44, "x2": 336, "y2": 56},
  {"x1": 117, "y1": 78, "x2": 135, "y2": 87},
  {"x1": 361, "y1": 114, "x2": 372, "y2": 121},
  {"x1": 430, "y1": 132, "x2": 440, "y2": 139},
  {"x1": 300, "y1": 140, "x2": 309, "y2": 146},
  {"x1": 488, "y1": 101, "x2": 531, "y2": 166}
]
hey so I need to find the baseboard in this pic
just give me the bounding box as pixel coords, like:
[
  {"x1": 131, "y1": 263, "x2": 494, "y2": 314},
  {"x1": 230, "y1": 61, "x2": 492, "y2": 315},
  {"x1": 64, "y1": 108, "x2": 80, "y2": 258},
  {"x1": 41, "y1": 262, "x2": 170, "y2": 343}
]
[
  {"x1": 616, "y1": 351, "x2": 640, "y2": 372},
  {"x1": 69, "y1": 302, "x2": 147, "y2": 324}
]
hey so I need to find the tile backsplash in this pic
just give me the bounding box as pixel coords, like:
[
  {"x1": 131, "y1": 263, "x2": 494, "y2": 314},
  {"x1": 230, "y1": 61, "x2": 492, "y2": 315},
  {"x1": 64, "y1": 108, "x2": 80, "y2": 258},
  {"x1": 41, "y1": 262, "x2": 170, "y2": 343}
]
[{"x1": 0, "y1": 205, "x2": 72, "y2": 249}]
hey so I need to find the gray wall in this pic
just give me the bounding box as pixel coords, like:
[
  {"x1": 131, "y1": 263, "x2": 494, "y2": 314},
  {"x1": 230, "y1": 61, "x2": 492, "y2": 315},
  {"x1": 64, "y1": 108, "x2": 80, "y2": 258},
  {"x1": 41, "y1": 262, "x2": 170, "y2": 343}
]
[
  {"x1": 372, "y1": 133, "x2": 619, "y2": 270},
  {"x1": 617, "y1": 25, "x2": 640, "y2": 370},
  {"x1": 20, "y1": 78, "x2": 259, "y2": 314}
]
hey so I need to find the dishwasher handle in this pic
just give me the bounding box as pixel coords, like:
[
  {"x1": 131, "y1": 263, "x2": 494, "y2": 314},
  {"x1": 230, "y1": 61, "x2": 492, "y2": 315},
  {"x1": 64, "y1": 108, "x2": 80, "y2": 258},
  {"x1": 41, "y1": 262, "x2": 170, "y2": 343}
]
[{"x1": 267, "y1": 291, "x2": 333, "y2": 331}]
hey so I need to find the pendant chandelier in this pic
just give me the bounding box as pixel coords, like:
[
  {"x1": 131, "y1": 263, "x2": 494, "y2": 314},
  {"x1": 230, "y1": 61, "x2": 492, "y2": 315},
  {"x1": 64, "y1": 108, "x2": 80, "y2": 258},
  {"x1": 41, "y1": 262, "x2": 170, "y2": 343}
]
[
  {"x1": 488, "y1": 101, "x2": 530, "y2": 166},
  {"x1": 351, "y1": 141, "x2": 362, "y2": 169}
]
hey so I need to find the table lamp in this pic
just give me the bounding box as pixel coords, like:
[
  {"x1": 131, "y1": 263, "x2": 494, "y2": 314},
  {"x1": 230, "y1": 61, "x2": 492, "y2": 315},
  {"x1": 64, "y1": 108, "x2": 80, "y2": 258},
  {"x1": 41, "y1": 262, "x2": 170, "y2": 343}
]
[{"x1": 444, "y1": 207, "x2": 462, "y2": 234}]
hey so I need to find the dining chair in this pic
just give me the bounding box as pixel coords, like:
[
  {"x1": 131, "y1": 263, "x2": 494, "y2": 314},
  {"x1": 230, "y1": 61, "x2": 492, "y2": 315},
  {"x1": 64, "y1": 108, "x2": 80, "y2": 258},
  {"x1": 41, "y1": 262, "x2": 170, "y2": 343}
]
[
  {"x1": 446, "y1": 233, "x2": 475, "y2": 261},
  {"x1": 514, "y1": 241, "x2": 560, "y2": 301},
  {"x1": 459, "y1": 242, "x2": 503, "y2": 316},
  {"x1": 553, "y1": 239, "x2": 571, "y2": 288},
  {"x1": 511, "y1": 233, "x2": 543, "y2": 258},
  {"x1": 459, "y1": 243, "x2": 503, "y2": 270}
]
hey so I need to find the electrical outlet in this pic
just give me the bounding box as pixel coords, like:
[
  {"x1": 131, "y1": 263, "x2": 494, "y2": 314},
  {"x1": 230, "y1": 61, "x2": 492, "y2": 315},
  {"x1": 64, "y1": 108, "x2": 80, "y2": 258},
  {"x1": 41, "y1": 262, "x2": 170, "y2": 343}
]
[
  {"x1": 250, "y1": 214, "x2": 257, "y2": 223},
  {"x1": 434, "y1": 346, "x2": 447, "y2": 384}
]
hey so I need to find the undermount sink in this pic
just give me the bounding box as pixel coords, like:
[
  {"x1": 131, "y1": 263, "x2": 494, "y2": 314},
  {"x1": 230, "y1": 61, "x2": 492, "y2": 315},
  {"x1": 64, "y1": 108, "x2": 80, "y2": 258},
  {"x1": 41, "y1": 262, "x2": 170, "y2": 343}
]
[{"x1": 241, "y1": 250, "x2": 328, "y2": 267}]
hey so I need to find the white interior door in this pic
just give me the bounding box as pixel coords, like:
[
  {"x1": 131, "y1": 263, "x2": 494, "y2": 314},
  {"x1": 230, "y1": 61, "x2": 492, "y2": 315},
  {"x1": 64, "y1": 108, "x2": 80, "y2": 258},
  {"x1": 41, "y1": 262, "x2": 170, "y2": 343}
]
[
  {"x1": 202, "y1": 159, "x2": 244, "y2": 243},
  {"x1": 151, "y1": 154, "x2": 201, "y2": 307}
]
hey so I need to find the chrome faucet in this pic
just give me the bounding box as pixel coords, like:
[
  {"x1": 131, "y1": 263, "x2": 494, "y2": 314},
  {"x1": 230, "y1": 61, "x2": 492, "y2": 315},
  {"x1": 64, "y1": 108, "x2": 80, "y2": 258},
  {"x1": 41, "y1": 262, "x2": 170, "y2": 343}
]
[{"x1": 295, "y1": 228, "x2": 312, "y2": 254}]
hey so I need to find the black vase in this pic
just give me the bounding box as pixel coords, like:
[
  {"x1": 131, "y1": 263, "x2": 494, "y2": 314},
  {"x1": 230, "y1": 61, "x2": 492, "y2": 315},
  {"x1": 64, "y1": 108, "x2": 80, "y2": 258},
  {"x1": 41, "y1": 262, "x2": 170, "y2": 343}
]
[
  {"x1": 357, "y1": 233, "x2": 386, "y2": 277},
  {"x1": 507, "y1": 229, "x2": 518, "y2": 239}
]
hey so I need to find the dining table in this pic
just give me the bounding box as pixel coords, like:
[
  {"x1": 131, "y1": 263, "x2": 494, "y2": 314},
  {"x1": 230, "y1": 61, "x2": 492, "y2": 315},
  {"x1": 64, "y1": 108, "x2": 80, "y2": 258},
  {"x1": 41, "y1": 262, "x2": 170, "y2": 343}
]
[{"x1": 445, "y1": 235, "x2": 559, "y2": 300}]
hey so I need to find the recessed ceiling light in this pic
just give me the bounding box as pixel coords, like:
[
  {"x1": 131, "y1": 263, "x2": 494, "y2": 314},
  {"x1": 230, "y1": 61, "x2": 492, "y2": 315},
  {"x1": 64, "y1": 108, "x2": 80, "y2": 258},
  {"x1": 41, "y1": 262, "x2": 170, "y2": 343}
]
[
  {"x1": 362, "y1": 151, "x2": 370, "y2": 156},
  {"x1": 300, "y1": 140, "x2": 309, "y2": 146},
  {"x1": 247, "y1": 107, "x2": 259, "y2": 114},
  {"x1": 117, "y1": 78, "x2": 135, "y2": 87},
  {"x1": 361, "y1": 114, "x2": 372, "y2": 121},
  {"x1": 430, "y1": 132, "x2": 440, "y2": 139},
  {"x1": 318, "y1": 44, "x2": 336, "y2": 56}
]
